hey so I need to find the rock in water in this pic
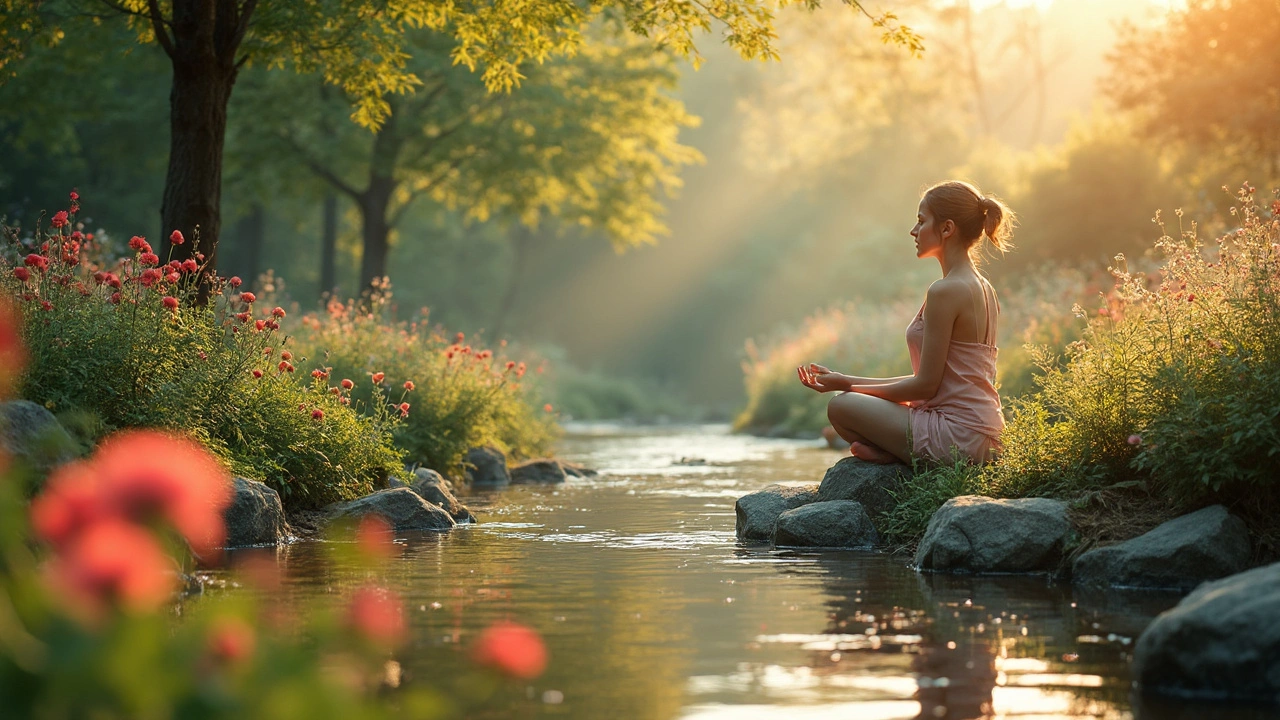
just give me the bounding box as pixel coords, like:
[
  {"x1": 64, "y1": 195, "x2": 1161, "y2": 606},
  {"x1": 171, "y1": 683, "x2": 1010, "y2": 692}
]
[
  {"x1": 465, "y1": 446, "x2": 511, "y2": 487},
  {"x1": 1133, "y1": 561, "x2": 1280, "y2": 702},
  {"x1": 773, "y1": 501, "x2": 879, "y2": 548},
  {"x1": 327, "y1": 488, "x2": 456, "y2": 532},
  {"x1": 816, "y1": 457, "x2": 910, "y2": 519},
  {"x1": 914, "y1": 496, "x2": 1071, "y2": 574},
  {"x1": 408, "y1": 468, "x2": 474, "y2": 523},
  {"x1": 734, "y1": 484, "x2": 819, "y2": 542},
  {"x1": 510, "y1": 459, "x2": 568, "y2": 484},
  {"x1": 0, "y1": 400, "x2": 78, "y2": 474},
  {"x1": 1072, "y1": 505, "x2": 1250, "y2": 590},
  {"x1": 223, "y1": 477, "x2": 290, "y2": 547}
]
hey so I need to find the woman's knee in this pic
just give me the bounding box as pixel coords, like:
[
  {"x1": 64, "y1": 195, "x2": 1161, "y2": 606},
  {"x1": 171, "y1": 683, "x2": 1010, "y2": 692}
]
[{"x1": 827, "y1": 391, "x2": 860, "y2": 424}]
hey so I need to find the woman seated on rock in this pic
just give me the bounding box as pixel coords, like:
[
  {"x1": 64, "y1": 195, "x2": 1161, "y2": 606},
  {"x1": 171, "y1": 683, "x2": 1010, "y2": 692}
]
[{"x1": 798, "y1": 180, "x2": 1013, "y2": 465}]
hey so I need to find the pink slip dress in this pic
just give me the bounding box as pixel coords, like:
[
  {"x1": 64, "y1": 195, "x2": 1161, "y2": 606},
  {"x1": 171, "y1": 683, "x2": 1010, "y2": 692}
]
[{"x1": 904, "y1": 279, "x2": 1004, "y2": 463}]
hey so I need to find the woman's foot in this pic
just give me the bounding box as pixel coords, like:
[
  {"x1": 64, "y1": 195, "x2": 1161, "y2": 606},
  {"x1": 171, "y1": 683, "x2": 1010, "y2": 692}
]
[{"x1": 850, "y1": 441, "x2": 897, "y2": 464}]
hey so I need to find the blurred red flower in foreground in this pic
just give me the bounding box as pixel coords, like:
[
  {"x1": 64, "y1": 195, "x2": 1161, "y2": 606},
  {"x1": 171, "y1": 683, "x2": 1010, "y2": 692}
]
[
  {"x1": 0, "y1": 298, "x2": 25, "y2": 397},
  {"x1": 346, "y1": 586, "x2": 405, "y2": 646},
  {"x1": 472, "y1": 621, "x2": 548, "y2": 679},
  {"x1": 356, "y1": 514, "x2": 395, "y2": 559},
  {"x1": 207, "y1": 616, "x2": 256, "y2": 664},
  {"x1": 45, "y1": 518, "x2": 178, "y2": 616}
]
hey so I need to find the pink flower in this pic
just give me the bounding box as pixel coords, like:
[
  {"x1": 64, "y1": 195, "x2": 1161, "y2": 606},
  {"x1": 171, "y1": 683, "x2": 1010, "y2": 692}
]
[
  {"x1": 311, "y1": 369, "x2": 328, "y2": 380},
  {"x1": 271, "y1": 306, "x2": 285, "y2": 318},
  {"x1": 181, "y1": 259, "x2": 198, "y2": 273},
  {"x1": 341, "y1": 378, "x2": 354, "y2": 390},
  {"x1": 398, "y1": 402, "x2": 410, "y2": 418},
  {"x1": 311, "y1": 408, "x2": 324, "y2": 420},
  {"x1": 165, "y1": 272, "x2": 180, "y2": 284},
  {"x1": 472, "y1": 621, "x2": 548, "y2": 679},
  {"x1": 252, "y1": 369, "x2": 263, "y2": 378},
  {"x1": 228, "y1": 276, "x2": 242, "y2": 288},
  {"x1": 280, "y1": 350, "x2": 292, "y2": 361},
  {"x1": 169, "y1": 229, "x2": 185, "y2": 245},
  {"x1": 1128, "y1": 434, "x2": 1142, "y2": 446},
  {"x1": 346, "y1": 586, "x2": 405, "y2": 646},
  {"x1": 544, "y1": 404, "x2": 553, "y2": 413},
  {"x1": 69, "y1": 191, "x2": 79, "y2": 201},
  {"x1": 403, "y1": 381, "x2": 415, "y2": 391}
]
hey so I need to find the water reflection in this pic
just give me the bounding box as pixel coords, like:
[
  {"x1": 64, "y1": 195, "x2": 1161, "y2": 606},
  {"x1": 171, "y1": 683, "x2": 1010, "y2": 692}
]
[{"x1": 210, "y1": 426, "x2": 1268, "y2": 720}]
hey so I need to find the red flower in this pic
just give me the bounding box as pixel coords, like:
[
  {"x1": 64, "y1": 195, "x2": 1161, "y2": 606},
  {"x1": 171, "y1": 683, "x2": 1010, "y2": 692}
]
[
  {"x1": 39, "y1": 300, "x2": 53, "y2": 312},
  {"x1": 207, "y1": 616, "x2": 255, "y2": 664},
  {"x1": 162, "y1": 296, "x2": 179, "y2": 312},
  {"x1": 24, "y1": 254, "x2": 49, "y2": 272},
  {"x1": 472, "y1": 621, "x2": 547, "y2": 679},
  {"x1": 311, "y1": 369, "x2": 328, "y2": 380},
  {"x1": 505, "y1": 361, "x2": 515, "y2": 371},
  {"x1": 271, "y1": 306, "x2": 285, "y2": 318},
  {"x1": 311, "y1": 408, "x2": 324, "y2": 420},
  {"x1": 341, "y1": 378, "x2": 354, "y2": 390},
  {"x1": 165, "y1": 272, "x2": 180, "y2": 284},
  {"x1": 403, "y1": 381, "x2": 415, "y2": 391},
  {"x1": 235, "y1": 312, "x2": 251, "y2": 323},
  {"x1": 266, "y1": 320, "x2": 279, "y2": 331},
  {"x1": 398, "y1": 402, "x2": 410, "y2": 418},
  {"x1": 278, "y1": 361, "x2": 290, "y2": 372},
  {"x1": 239, "y1": 292, "x2": 256, "y2": 304},
  {"x1": 346, "y1": 586, "x2": 405, "y2": 647},
  {"x1": 139, "y1": 268, "x2": 162, "y2": 288},
  {"x1": 329, "y1": 387, "x2": 341, "y2": 395},
  {"x1": 356, "y1": 514, "x2": 395, "y2": 559},
  {"x1": 69, "y1": 191, "x2": 79, "y2": 201},
  {"x1": 280, "y1": 350, "x2": 291, "y2": 361},
  {"x1": 169, "y1": 229, "x2": 185, "y2": 245},
  {"x1": 1188, "y1": 294, "x2": 1196, "y2": 302},
  {"x1": 107, "y1": 274, "x2": 121, "y2": 289},
  {"x1": 339, "y1": 397, "x2": 350, "y2": 405},
  {"x1": 31, "y1": 462, "x2": 102, "y2": 548},
  {"x1": 46, "y1": 518, "x2": 178, "y2": 617},
  {"x1": 455, "y1": 332, "x2": 465, "y2": 342},
  {"x1": 139, "y1": 252, "x2": 159, "y2": 267},
  {"x1": 478, "y1": 350, "x2": 492, "y2": 360},
  {"x1": 461, "y1": 345, "x2": 472, "y2": 355},
  {"x1": 544, "y1": 404, "x2": 553, "y2": 413},
  {"x1": 51, "y1": 211, "x2": 69, "y2": 229},
  {"x1": 181, "y1": 259, "x2": 198, "y2": 273},
  {"x1": 255, "y1": 320, "x2": 266, "y2": 331},
  {"x1": 109, "y1": 292, "x2": 121, "y2": 305},
  {"x1": 0, "y1": 299, "x2": 24, "y2": 396},
  {"x1": 1128, "y1": 434, "x2": 1142, "y2": 446},
  {"x1": 13, "y1": 267, "x2": 30, "y2": 281},
  {"x1": 128, "y1": 236, "x2": 149, "y2": 252},
  {"x1": 372, "y1": 372, "x2": 385, "y2": 384},
  {"x1": 252, "y1": 369, "x2": 263, "y2": 378},
  {"x1": 228, "y1": 276, "x2": 243, "y2": 288}
]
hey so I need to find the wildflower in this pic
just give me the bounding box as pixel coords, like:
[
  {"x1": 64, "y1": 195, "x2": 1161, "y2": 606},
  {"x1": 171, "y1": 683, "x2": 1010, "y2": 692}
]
[
  {"x1": 128, "y1": 236, "x2": 150, "y2": 252},
  {"x1": 235, "y1": 312, "x2": 251, "y2": 323},
  {"x1": 51, "y1": 211, "x2": 69, "y2": 229},
  {"x1": 0, "y1": 299, "x2": 21, "y2": 395},
  {"x1": 372, "y1": 372, "x2": 385, "y2": 384},
  {"x1": 252, "y1": 369, "x2": 263, "y2": 378},
  {"x1": 339, "y1": 397, "x2": 350, "y2": 406},
  {"x1": 1209, "y1": 338, "x2": 1224, "y2": 350},
  {"x1": 346, "y1": 586, "x2": 405, "y2": 647},
  {"x1": 239, "y1": 292, "x2": 256, "y2": 304},
  {"x1": 46, "y1": 518, "x2": 178, "y2": 617},
  {"x1": 398, "y1": 402, "x2": 410, "y2": 418},
  {"x1": 109, "y1": 292, "x2": 120, "y2": 305},
  {"x1": 139, "y1": 252, "x2": 160, "y2": 267},
  {"x1": 461, "y1": 345, "x2": 472, "y2": 355},
  {"x1": 356, "y1": 514, "x2": 395, "y2": 559},
  {"x1": 403, "y1": 381, "x2": 415, "y2": 391},
  {"x1": 139, "y1": 269, "x2": 162, "y2": 288},
  {"x1": 311, "y1": 369, "x2": 328, "y2": 380},
  {"x1": 505, "y1": 361, "x2": 516, "y2": 372},
  {"x1": 207, "y1": 616, "x2": 255, "y2": 664},
  {"x1": 170, "y1": 229, "x2": 185, "y2": 245},
  {"x1": 13, "y1": 267, "x2": 29, "y2": 281},
  {"x1": 69, "y1": 191, "x2": 79, "y2": 201},
  {"x1": 478, "y1": 350, "x2": 492, "y2": 360},
  {"x1": 61, "y1": 242, "x2": 80, "y2": 265},
  {"x1": 165, "y1": 272, "x2": 180, "y2": 284},
  {"x1": 24, "y1": 254, "x2": 49, "y2": 272},
  {"x1": 266, "y1": 320, "x2": 279, "y2": 331},
  {"x1": 30, "y1": 463, "x2": 101, "y2": 548},
  {"x1": 271, "y1": 306, "x2": 285, "y2": 318},
  {"x1": 329, "y1": 387, "x2": 340, "y2": 395},
  {"x1": 516, "y1": 362, "x2": 526, "y2": 378},
  {"x1": 1187, "y1": 294, "x2": 1196, "y2": 302},
  {"x1": 544, "y1": 404, "x2": 553, "y2": 413},
  {"x1": 181, "y1": 259, "x2": 198, "y2": 273},
  {"x1": 456, "y1": 332, "x2": 465, "y2": 342},
  {"x1": 278, "y1": 361, "x2": 293, "y2": 373},
  {"x1": 1128, "y1": 434, "x2": 1142, "y2": 446},
  {"x1": 40, "y1": 300, "x2": 53, "y2": 312},
  {"x1": 229, "y1": 276, "x2": 242, "y2": 288},
  {"x1": 169, "y1": 260, "x2": 182, "y2": 271},
  {"x1": 280, "y1": 350, "x2": 291, "y2": 361},
  {"x1": 311, "y1": 408, "x2": 324, "y2": 421},
  {"x1": 341, "y1": 378, "x2": 354, "y2": 390},
  {"x1": 255, "y1": 320, "x2": 266, "y2": 331},
  {"x1": 446, "y1": 351, "x2": 455, "y2": 360},
  {"x1": 107, "y1": 274, "x2": 121, "y2": 289},
  {"x1": 471, "y1": 621, "x2": 548, "y2": 679},
  {"x1": 161, "y1": 296, "x2": 179, "y2": 312}
]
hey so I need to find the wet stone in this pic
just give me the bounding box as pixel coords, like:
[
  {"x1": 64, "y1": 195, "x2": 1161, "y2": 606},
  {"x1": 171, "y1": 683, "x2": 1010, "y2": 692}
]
[
  {"x1": 734, "y1": 483, "x2": 819, "y2": 542},
  {"x1": 510, "y1": 459, "x2": 568, "y2": 485},
  {"x1": 327, "y1": 488, "x2": 456, "y2": 532},
  {"x1": 465, "y1": 446, "x2": 511, "y2": 487},
  {"x1": 914, "y1": 496, "x2": 1072, "y2": 574},
  {"x1": 773, "y1": 500, "x2": 879, "y2": 549},
  {"x1": 408, "y1": 467, "x2": 474, "y2": 523},
  {"x1": 223, "y1": 477, "x2": 290, "y2": 547}
]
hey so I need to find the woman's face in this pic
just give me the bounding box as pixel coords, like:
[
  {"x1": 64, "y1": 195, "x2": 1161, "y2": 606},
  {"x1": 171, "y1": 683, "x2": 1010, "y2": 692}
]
[{"x1": 911, "y1": 200, "x2": 944, "y2": 259}]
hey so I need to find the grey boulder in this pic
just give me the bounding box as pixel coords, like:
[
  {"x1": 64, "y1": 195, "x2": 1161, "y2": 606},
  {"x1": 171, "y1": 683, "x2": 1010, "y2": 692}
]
[
  {"x1": 816, "y1": 457, "x2": 910, "y2": 519},
  {"x1": 773, "y1": 500, "x2": 879, "y2": 549},
  {"x1": 510, "y1": 459, "x2": 568, "y2": 485},
  {"x1": 408, "y1": 468, "x2": 473, "y2": 523},
  {"x1": 222, "y1": 477, "x2": 290, "y2": 547},
  {"x1": 1073, "y1": 505, "x2": 1250, "y2": 590},
  {"x1": 735, "y1": 483, "x2": 819, "y2": 542},
  {"x1": 1133, "y1": 561, "x2": 1280, "y2": 702},
  {"x1": 327, "y1": 488, "x2": 455, "y2": 532},
  {"x1": 465, "y1": 446, "x2": 510, "y2": 487},
  {"x1": 0, "y1": 400, "x2": 78, "y2": 473},
  {"x1": 915, "y1": 496, "x2": 1072, "y2": 574}
]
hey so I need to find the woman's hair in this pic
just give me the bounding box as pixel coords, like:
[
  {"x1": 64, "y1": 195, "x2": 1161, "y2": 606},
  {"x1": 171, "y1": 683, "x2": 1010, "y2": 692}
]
[{"x1": 922, "y1": 180, "x2": 1016, "y2": 256}]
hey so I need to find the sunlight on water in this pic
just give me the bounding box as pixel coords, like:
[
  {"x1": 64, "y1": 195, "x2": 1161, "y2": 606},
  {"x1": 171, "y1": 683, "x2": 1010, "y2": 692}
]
[{"x1": 219, "y1": 424, "x2": 1252, "y2": 720}]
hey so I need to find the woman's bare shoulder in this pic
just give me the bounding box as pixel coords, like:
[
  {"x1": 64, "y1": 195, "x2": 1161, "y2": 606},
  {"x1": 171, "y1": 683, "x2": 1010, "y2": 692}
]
[{"x1": 925, "y1": 277, "x2": 971, "y2": 307}]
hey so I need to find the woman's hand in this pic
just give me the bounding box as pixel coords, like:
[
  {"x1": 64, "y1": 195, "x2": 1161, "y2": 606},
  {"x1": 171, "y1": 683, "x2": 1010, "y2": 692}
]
[{"x1": 797, "y1": 363, "x2": 848, "y2": 393}]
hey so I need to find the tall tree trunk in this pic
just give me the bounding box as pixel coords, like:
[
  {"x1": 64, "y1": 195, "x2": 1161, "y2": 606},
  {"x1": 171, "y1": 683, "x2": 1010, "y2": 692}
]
[
  {"x1": 320, "y1": 193, "x2": 339, "y2": 299},
  {"x1": 358, "y1": 175, "x2": 394, "y2": 291},
  {"x1": 236, "y1": 203, "x2": 265, "y2": 291},
  {"x1": 491, "y1": 224, "x2": 534, "y2": 340}
]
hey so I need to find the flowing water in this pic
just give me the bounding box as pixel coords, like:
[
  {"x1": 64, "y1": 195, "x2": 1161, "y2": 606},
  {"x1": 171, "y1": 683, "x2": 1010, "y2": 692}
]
[{"x1": 223, "y1": 424, "x2": 1271, "y2": 720}]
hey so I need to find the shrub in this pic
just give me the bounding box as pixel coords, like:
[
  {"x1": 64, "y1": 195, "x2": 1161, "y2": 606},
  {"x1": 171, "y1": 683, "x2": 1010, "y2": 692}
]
[
  {"x1": 0, "y1": 198, "x2": 401, "y2": 507},
  {"x1": 879, "y1": 456, "x2": 988, "y2": 547},
  {"x1": 286, "y1": 286, "x2": 556, "y2": 479}
]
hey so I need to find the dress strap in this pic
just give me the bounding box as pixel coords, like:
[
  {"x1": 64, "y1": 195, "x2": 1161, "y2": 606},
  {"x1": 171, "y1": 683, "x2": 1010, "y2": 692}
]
[{"x1": 981, "y1": 278, "x2": 997, "y2": 346}]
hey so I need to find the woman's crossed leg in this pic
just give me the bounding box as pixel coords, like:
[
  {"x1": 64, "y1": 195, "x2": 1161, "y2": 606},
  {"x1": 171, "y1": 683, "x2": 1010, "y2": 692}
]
[{"x1": 826, "y1": 392, "x2": 912, "y2": 465}]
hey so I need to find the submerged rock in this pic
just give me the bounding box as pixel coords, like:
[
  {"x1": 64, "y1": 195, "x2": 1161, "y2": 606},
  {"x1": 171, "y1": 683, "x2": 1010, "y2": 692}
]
[
  {"x1": 1133, "y1": 561, "x2": 1280, "y2": 702},
  {"x1": 327, "y1": 488, "x2": 456, "y2": 532},
  {"x1": 561, "y1": 462, "x2": 597, "y2": 478},
  {"x1": 465, "y1": 446, "x2": 511, "y2": 487},
  {"x1": 510, "y1": 459, "x2": 568, "y2": 484},
  {"x1": 914, "y1": 496, "x2": 1071, "y2": 574},
  {"x1": 223, "y1": 477, "x2": 290, "y2": 547},
  {"x1": 0, "y1": 400, "x2": 78, "y2": 474},
  {"x1": 773, "y1": 500, "x2": 879, "y2": 549},
  {"x1": 1073, "y1": 505, "x2": 1250, "y2": 590},
  {"x1": 408, "y1": 468, "x2": 474, "y2": 523},
  {"x1": 816, "y1": 457, "x2": 909, "y2": 519},
  {"x1": 734, "y1": 483, "x2": 819, "y2": 542}
]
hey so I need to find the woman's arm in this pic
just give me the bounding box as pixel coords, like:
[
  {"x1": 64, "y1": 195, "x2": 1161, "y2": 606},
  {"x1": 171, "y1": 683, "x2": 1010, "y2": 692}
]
[{"x1": 850, "y1": 282, "x2": 961, "y2": 403}]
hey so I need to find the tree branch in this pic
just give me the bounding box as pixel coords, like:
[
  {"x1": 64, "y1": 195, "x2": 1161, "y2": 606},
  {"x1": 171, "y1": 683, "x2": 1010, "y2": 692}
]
[
  {"x1": 281, "y1": 132, "x2": 363, "y2": 200},
  {"x1": 145, "y1": 0, "x2": 175, "y2": 58}
]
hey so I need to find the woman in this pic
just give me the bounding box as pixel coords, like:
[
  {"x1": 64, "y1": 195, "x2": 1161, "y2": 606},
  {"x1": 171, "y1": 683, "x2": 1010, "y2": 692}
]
[{"x1": 798, "y1": 180, "x2": 1013, "y2": 465}]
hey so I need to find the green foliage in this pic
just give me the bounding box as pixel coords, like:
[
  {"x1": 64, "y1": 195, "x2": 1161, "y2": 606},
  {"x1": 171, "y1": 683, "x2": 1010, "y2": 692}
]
[
  {"x1": 1, "y1": 208, "x2": 401, "y2": 508},
  {"x1": 879, "y1": 456, "x2": 987, "y2": 546},
  {"x1": 285, "y1": 285, "x2": 556, "y2": 479},
  {"x1": 549, "y1": 364, "x2": 696, "y2": 422}
]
